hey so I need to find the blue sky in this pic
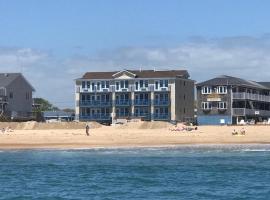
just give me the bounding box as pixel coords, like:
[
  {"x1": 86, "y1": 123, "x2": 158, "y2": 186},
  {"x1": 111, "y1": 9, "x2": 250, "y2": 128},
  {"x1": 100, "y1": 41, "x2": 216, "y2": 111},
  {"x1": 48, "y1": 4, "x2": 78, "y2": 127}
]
[{"x1": 0, "y1": 0, "x2": 270, "y2": 108}]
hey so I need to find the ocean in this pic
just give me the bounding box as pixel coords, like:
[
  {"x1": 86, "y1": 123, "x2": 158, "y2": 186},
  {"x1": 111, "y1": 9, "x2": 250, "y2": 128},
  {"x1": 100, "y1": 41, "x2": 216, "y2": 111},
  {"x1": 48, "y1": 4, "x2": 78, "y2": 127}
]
[{"x1": 0, "y1": 145, "x2": 270, "y2": 199}]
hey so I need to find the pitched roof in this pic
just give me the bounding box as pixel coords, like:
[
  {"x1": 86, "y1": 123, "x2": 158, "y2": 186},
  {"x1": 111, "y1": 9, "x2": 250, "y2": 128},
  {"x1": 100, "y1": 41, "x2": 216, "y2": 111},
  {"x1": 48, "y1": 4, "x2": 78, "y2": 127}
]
[
  {"x1": 197, "y1": 75, "x2": 269, "y2": 90},
  {"x1": 0, "y1": 73, "x2": 21, "y2": 87},
  {"x1": 0, "y1": 73, "x2": 35, "y2": 91},
  {"x1": 81, "y1": 69, "x2": 190, "y2": 80}
]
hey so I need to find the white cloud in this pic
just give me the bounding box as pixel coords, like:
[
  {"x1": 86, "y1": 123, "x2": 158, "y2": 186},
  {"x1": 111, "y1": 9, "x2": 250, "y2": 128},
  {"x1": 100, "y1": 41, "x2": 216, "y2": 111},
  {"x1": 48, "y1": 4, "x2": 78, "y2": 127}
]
[{"x1": 1, "y1": 35, "x2": 270, "y2": 108}]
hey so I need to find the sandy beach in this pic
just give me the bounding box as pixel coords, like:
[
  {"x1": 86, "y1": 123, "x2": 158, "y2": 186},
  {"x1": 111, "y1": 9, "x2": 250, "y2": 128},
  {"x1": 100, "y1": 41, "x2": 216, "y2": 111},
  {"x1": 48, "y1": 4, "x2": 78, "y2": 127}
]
[{"x1": 0, "y1": 121, "x2": 269, "y2": 149}]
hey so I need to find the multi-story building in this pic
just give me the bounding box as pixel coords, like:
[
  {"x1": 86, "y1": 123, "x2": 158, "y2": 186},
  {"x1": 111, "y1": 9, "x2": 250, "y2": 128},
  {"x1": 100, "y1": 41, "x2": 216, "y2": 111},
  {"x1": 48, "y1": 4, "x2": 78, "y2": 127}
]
[
  {"x1": 196, "y1": 75, "x2": 270, "y2": 125},
  {"x1": 0, "y1": 73, "x2": 35, "y2": 120},
  {"x1": 75, "y1": 69, "x2": 194, "y2": 123}
]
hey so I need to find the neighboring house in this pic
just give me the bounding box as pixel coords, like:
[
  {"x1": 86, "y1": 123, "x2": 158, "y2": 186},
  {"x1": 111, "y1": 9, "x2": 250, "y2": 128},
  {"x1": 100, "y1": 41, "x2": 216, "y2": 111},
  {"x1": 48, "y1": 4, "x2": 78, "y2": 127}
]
[
  {"x1": 196, "y1": 75, "x2": 270, "y2": 125},
  {"x1": 75, "y1": 69, "x2": 194, "y2": 122},
  {"x1": 0, "y1": 73, "x2": 35, "y2": 120},
  {"x1": 43, "y1": 111, "x2": 74, "y2": 122}
]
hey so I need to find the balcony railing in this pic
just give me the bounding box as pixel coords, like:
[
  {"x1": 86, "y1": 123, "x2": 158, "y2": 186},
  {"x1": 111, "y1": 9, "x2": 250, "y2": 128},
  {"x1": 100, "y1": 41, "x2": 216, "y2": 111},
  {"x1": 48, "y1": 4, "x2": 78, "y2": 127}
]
[
  {"x1": 153, "y1": 100, "x2": 170, "y2": 106},
  {"x1": 133, "y1": 113, "x2": 150, "y2": 119},
  {"x1": 153, "y1": 113, "x2": 170, "y2": 120},
  {"x1": 134, "y1": 99, "x2": 150, "y2": 106},
  {"x1": 115, "y1": 99, "x2": 131, "y2": 106},
  {"x1": 0, "y1": 95, "x2": 7, "y2": 103},
  {"x1": 80, "y1": 101, "x2": 112, "y2": 107},
  {"x1": 79, "y1": 114, "x2": 111, "y2": 120},
  {"x1": 232, "y1": 108, "x2": 270, "y2": 117},
  {"x1": 233, "y1": 92, "x2": 270, "y2": 102},
  {"x1": 116, "y1": 112, "x2": 130, "y2": 117}
]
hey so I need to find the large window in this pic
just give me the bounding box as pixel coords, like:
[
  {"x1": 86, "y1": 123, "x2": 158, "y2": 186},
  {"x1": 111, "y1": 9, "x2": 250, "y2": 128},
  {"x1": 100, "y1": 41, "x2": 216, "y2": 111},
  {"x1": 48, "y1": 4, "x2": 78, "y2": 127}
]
[
  {"x1": 218, "y1": 102, "x2": 227, "y2": 109},
  {"x1": 201, "y1": 86, "x2": 212, "y2": 94},
  {"x1": 116, "y1": 82, "x2": 120, "y2": 91},
  {"x1": 155, "y1": 81, "x2": 159, "y2": 90},
  {"x1": 106, "y1": 81, "x2": 110, "y2": 88},
  {"x1": 101, "y1": 81, "x2": 105, "y2": 89},
  {"x1": 201, "y1": 102, "x2": 212, "y2": 110},
  {"x1": 124, "y1": 80, "x2": 129, "y2": 88},
  {"x1": 86, "y1": 81, "x2": 90, "y2": 88},
  {"x1": 217, "y1": 86, "x2": 227, "y2": 94},
  {"x1": 82, "y1": 81, "x2": 85, "y2": 89}
]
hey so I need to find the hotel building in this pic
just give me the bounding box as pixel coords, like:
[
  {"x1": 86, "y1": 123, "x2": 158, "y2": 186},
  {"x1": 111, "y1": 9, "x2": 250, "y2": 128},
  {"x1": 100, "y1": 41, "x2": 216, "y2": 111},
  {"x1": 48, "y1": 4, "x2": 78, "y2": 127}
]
[
  {"x1": 75, "y1": 69, "x2": 194, "y2": 122},
  {"x1": 196, "y1": 75, "x2": 270, "y2": 125}
]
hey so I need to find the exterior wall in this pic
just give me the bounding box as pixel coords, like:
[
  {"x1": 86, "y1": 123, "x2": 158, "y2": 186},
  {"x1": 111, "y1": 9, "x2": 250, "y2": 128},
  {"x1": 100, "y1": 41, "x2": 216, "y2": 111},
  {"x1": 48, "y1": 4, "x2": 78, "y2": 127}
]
[
  {"x1": 197, "y1": 115, "x2": 232, "y2": 125},
  {"x1": 174, "y1": 78, "x2": 195, "y2": 122},
  {"x1": 196, "y1": 86, "x2": 233, "y2": 125},
  {"x1": 6, "y1": 75, "x2": 33, "y2": 118}
]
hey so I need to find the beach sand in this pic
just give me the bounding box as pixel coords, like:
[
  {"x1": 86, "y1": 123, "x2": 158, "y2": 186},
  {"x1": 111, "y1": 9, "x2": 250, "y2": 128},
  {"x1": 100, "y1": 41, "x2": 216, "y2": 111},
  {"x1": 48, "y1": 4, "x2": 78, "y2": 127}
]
[{"x1": 0, "y1": 121, "x2": 270, "y2": 149}]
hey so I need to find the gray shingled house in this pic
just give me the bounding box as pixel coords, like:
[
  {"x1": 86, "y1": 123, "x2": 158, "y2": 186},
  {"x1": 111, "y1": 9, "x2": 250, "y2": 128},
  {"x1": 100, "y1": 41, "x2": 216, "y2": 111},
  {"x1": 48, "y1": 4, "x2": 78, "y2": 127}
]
[
  {"x1": 0, "y1": 73, "x2": 35, "y2": 120},
  {"x1": 196, "y1": 75, "x2": 270, "y2": 125}
]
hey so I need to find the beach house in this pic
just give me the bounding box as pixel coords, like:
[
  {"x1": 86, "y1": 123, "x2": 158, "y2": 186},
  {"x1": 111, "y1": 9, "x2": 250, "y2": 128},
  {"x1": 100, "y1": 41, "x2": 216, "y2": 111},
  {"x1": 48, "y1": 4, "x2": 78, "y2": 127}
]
[
  {"x1": 0, "y1": 73, "x2": 35, "y2": 120},
  {"x1": 196, "y1": 75, "x2": 270, "y2": 125},
  {"x1": 75, "y1": 69, "x2": 194, "y2": 123}
]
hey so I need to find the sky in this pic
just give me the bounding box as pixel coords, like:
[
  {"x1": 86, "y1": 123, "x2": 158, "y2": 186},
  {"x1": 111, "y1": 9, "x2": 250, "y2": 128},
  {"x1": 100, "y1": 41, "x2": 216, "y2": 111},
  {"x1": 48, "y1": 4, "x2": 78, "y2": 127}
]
[{"x1": 1, "y1": 0, "x2": 270, "y2": 108}]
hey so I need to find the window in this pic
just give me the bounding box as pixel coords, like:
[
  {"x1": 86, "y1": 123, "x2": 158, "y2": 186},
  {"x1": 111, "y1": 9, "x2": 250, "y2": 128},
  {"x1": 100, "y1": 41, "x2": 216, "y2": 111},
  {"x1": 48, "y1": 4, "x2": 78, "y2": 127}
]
[
  {"x1": 97, "y1": 82, "x2": 100, "y2": 91},
  {"x1": 116, "y1": 82, "x2": 120, "y2": 91},
  {"x1": 201, "y1": 86, "x2": 212, "y2": 94},
  {"x1": 155, "y1": 81, "x2": 159, "y2": 90},
  {"x1": 87, "y1": 81, "x2": 90, "y2": 88},
  {"x1": 217, "y1": 86, "x2": 227, "y2": 94},
  {"x1": 120, "y1": 81, "x2": 124, "y2": 88},
  {"x1": 201, "y1": 102, "x2": 212, "y2": 110},
  {"x1": 91, "y1": 82, "x2": 95, "y2": 91},
  {"x1": 26, "y1": 92, "x2": 30, "y2": 100},
  {"x1": 165, "y1": 80, "x2": 168, "y2": 87},
  {"x1": 106, "y1": 81, "x2": 110, "y2": 88},
  {"x1": 101, "y1": 81, "x2": 105, "y2": 88},
  {"x1": 124, "y1": 80, "x2": 129, "y2": 88},
  {"x1": 9, "y1": 92, "x2": 13, "y2": 99},
  {"x1": 160, "y1": 80, "x2": 164, "y2": 87},
  {"x1": 135, "y1": 82, "x2": 139, "y2": 90},
  {"x1": 140, "y1": 80, "x2": 144, "y2": 88},
  {"x1": 82, "y1": 94, "x2": 85, "y2": 101},
  {"x1": 145, "y1": 80, "x2": 148, "y2": 88},
  {"x1": 82, "y1": 81, "x2": 85, "y2": 89},
  {"x1": 218, "y1": 102, "x2": 227, "y2": 109}
]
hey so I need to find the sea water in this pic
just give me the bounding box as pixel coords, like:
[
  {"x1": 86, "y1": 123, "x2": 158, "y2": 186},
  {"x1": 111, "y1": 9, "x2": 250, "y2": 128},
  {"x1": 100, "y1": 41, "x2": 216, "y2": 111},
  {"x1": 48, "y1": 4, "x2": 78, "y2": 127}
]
[{"x1": 0, "y1": 145, "x2": 270, "y2": 199}]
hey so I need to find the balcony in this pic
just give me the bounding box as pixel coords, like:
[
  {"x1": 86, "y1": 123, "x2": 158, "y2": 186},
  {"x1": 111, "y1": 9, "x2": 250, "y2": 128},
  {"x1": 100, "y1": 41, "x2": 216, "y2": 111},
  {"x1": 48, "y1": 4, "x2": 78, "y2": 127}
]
[
  {"x1": 0, "y1": 95, "x2": 7, "y2": 103},
  {"x1": 153, "y1": 113, "x2": 170, "y2": 120},
  {"x1": 116, "y1": 112, "x2": 130, "y2": 118},
  {"x1": 133, "y1": 113, "x2": 150, "y2": 119},
  {"x1": 232, "y1": 108, "x2": 270, "y2": 117},
  {"x1": 233, "y1": 92, "x2": 270, "y2": 102},
  {"x1": 79, "y1": 101, "x2": 112, "y2": 107},
  {"x1": 79, "y1": 114, "x2": 111, "y2": 120},
  {"x1": 115, "y1": 99, "x2": 131, "y2": 106},
  {"x1": 134, "y1": 99, "x2": 150, "y2": 106},
  {"x1": 153, "y1": 99, "x2": 170, "y2": 106}
]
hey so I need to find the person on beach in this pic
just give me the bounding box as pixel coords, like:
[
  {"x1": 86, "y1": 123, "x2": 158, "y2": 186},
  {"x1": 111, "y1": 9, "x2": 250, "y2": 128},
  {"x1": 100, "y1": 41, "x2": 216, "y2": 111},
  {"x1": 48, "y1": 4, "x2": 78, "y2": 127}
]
[{"x1": 85, "y1": 124, "x2": 90, "y2": 136}]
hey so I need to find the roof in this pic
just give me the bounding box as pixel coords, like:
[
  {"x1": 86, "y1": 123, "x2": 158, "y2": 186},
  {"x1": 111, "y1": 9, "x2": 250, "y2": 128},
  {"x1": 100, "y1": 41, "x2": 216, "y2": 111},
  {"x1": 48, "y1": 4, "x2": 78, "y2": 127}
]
[
  {"x1": 0, "y1": 73, "x2": 35, "y2": 91},
  {"x1": 80, "y1": 69, "x2": 190, "y2": 80},
  {"x1": 43, "y1": 111, "x2": 74, "y2": 118},
  {"x1": 0, "y1": 73, "x2": 21, "y2": 87},
  {"x1": 197, "y1": 75, "x2": 269, "y2": 90}
]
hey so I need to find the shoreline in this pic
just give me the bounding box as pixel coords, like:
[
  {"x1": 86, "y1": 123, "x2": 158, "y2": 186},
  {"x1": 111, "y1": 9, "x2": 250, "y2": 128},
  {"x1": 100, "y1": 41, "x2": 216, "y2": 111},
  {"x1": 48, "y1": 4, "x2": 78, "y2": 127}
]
[{"x1": 1, "y1": 142, "x2": 270, "y2": 150}]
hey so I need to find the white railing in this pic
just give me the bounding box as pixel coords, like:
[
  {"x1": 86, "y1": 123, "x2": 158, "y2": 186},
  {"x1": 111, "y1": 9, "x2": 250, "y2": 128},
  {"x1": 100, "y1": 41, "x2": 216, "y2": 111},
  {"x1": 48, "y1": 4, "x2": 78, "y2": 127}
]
[{"x1": 233, "y1": 92, "x2": 270, "y2": 102}]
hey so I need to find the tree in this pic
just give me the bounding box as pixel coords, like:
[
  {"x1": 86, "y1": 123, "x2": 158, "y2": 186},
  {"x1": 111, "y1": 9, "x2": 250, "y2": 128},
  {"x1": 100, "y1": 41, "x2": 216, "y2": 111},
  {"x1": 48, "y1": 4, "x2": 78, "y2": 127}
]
[{"x1": 33, "y1": 98, "x2": 59, "y2": 112}]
